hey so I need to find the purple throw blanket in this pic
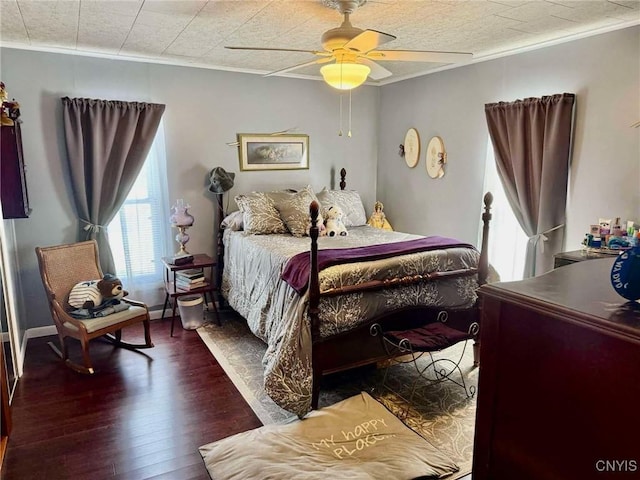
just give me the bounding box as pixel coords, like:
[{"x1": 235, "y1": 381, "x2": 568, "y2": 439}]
[{"x1": 281, "y1": 236, "x2": 476, "y2": 295}]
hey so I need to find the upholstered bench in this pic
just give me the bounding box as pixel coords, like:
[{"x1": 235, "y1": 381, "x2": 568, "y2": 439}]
[{"x1": 371, "y1": 319, "x2": 477, "y2": 415}]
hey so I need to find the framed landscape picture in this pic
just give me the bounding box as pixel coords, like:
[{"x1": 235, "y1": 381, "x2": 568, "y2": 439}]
[{"x1": 238, "y1": 134, "x2": 309, "y2": 171}]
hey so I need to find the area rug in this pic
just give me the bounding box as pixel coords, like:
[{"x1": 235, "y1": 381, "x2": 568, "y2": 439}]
[{"x1": 197, "y1": 309, "x2": 478, "y2": 478}]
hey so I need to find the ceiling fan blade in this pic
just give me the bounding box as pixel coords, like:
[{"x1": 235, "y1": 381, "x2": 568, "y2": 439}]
[
  {"x1": 225, "y1": 46, "x2": 328, "y2": 56},
  {"x1": 357, "y1": 58, "x2": 392, "y2": 80},
  {"x1": 367, "y1": 50, "x2": 473, "y2": 63},
  {"x1": 344, "y1": 29, "x2": 396, "y2": 54},
  {"x1": 264, "y1": 57, "x2": 333, "y2": 77}
]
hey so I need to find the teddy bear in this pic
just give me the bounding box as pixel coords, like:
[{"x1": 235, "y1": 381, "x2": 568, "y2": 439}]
[
  {"x1": 68, "y1": 274, "x2": 127, "y2": 310},
  {"x1": 325, "y1": 205, "x2": 348, "y2": 237},
  {"x1": 306, "y1": 211, "x2": 327, "y2": 237}
]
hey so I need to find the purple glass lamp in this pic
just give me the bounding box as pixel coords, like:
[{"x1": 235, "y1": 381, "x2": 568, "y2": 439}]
[{"x1": 170, "y1": 199, "x2": 195, "y2": 255}]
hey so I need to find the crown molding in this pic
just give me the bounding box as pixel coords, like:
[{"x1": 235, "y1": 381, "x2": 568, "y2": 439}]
[{"x1": 1, "y1": 19, "x2": 638, "y2": 88}]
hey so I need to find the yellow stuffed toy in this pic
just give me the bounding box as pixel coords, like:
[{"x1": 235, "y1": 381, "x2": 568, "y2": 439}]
[{"x1": 367, "y1": 201, "x2": 393, "y2": 231}]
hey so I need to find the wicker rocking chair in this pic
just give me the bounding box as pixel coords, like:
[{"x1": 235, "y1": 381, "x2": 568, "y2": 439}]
[{"x1": 35, "y1": 240, "x2": 154, "y2": 374}]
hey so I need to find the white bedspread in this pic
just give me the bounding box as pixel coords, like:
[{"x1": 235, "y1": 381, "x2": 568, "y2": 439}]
[{"x1": 222, "y1": 226, "x2": 480, "y2": 416}]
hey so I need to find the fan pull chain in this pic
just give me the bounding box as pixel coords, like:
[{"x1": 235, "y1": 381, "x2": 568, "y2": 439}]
[
  {"x1": 348, "y1": 90, "x2": 352, "y2": 138},
  {"x1": 338, "y1": 94, "x2": 343, "y2": 136}
]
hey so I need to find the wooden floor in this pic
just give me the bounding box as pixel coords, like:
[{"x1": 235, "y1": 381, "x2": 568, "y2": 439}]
[
  {"x1": 2, "y1": 316, "x2": 473, "y2": 480},
  {"x1": 1, "y1": 318, "x2": 262, "y2": 479}
]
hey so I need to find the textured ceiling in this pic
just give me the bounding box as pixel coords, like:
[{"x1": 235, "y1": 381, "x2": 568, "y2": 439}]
[{"x1": 1, "y1": 0, "x2": 639, "y2": 85}]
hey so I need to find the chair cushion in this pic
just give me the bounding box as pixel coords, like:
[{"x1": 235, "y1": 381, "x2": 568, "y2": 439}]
[{"x1": 63, "y1": 306, "x2": 147, "y2": 334}]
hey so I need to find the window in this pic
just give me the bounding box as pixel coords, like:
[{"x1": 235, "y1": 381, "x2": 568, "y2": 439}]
[
  {"x1": 481, "y1": 139, "x2": 528, "y2": 282},
  {"x1": 108, "y1": 124, "x2": 171, "y2": 307}
]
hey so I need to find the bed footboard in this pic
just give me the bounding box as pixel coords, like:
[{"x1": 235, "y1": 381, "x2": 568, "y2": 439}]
[{"x1": 308, "y1": 182, "x2": 493, "y2": 409}]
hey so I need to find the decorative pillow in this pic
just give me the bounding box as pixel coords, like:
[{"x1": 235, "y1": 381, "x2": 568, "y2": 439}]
[
  {"x1": 273, "y1": 185, "x2": 319, "y2": 237},
  {"x1": 199, "y1": 392, "x2": 459, "y2": 480},
  {"x1": 316, "y1": 188, "x2": 367, "y2": 227},
  {"x1": 264, "y1": 189, "x2": 298, "y2": 206},
  {"x1": 221, "y1": 211, "x2": 244, "y2": 231},
  {"x1": 235, "y1": 192, "x2": 288, "y2": 234}
]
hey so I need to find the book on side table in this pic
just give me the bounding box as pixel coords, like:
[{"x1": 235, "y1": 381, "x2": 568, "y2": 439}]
[
  {"x1": 170, "y1": 254, "x2": 194, "y2": 265},
  {"x1": 175, "y1": 268, "x2": 205, "y2": 291}
]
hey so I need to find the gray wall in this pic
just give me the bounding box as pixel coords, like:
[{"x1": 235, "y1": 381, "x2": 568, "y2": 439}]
[
  {"x1": 0, "y1": 48, "x2": 379, "y2": 330},
  {"x1": 2, "y1": 26, "x2": 639, "y2": 334},
  {"x1": 378, "y1": 26, "x2": 640, "y2": 250}
]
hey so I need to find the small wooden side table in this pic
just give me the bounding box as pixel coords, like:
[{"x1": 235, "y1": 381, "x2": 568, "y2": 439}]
[{"x1": 161, "y1": 254, "x2": 221, "y2": 336}]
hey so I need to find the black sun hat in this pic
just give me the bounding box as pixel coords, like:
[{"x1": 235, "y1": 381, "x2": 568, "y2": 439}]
[{"x1": 208, "y1": 167, "x2": 235, "y2": 194}]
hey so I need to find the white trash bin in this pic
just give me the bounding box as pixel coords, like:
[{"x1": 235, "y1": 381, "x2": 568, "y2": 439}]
[{"x1": 177, "y1": 294, "x2": 204, "y2": 330}]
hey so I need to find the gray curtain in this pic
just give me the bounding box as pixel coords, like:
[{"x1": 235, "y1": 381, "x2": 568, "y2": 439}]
[
  {"x1": 62, "y1": 97, "x2": 165, "y2": 273},
  {"x1": 485, "y1": 93, "x2": 575, "y2": 277}
]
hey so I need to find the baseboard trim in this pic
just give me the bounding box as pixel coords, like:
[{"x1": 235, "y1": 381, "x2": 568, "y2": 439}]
[
  {"x1": 22, "y1": 302, "x2": 221, "y2": 342},
  {"x1": 25, "y1": 310, "x2": 166, "y2": 340},
  {"x1": 26, "y1": 325, "x2": 57, "y2": 339}
]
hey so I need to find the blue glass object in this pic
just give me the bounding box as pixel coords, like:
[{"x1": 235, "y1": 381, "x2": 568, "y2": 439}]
[{"x1": 610, "y1": 245, "x2": 640, "y2": 302}]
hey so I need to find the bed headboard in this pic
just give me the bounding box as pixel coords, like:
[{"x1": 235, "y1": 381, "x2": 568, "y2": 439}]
[{"x1": 215, "y1": 167, "x2": 349, "y2": 299}]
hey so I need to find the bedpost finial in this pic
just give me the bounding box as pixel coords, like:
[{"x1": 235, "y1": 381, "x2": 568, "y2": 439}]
[
  {"x1": 483, "y1": 192, "x2": 493, "y2": 208},
  {"x1": 339, "y1": 168, "x2": 347, "y2": 190},
  {"x1": 310, "y1": 200, "x2": 320, "y2": 225}
]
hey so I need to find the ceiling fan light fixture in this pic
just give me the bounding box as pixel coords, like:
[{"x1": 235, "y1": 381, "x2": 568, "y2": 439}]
[
  {"x1": 321, "y1": 0, "x2": 367, "y2": 14},
  {"x1": 320, "y1": 62, "x2": 370, "y2": 90}
]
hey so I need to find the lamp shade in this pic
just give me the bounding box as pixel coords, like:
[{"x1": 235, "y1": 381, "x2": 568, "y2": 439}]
[
  {"x1": 320, "y1": 63, "x2": 371, "y2": 90},
  {"x1": 169, "y1": 199, "x2": 194, "y2": 226}
]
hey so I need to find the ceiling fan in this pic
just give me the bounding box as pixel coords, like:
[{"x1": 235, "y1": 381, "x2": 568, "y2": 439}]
[{"x1": 225, "y1": 0, "x2": 473, "y2": 90}]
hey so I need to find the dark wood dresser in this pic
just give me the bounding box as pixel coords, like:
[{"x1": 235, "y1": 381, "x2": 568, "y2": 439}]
[
  {"x1": 473, "y1": 258, "x2": 640, "y2": 480},
  {"x1": 553, "y1": 249, "x2": 614, "y2": 268}
]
